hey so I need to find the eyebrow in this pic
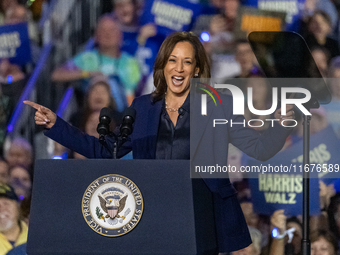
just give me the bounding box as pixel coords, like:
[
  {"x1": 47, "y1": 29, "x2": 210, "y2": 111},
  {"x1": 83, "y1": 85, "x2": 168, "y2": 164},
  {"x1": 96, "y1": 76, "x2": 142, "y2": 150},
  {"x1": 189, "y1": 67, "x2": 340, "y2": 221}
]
[{"x1": 169, "y1": 55, "x2": 193, "y2": 60}]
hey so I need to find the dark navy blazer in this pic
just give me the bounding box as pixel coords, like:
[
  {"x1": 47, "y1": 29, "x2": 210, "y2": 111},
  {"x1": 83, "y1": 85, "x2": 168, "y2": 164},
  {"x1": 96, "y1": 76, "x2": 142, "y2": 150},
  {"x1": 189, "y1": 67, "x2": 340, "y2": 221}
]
[{"x1": 45, "y1": 93, "x2": 291, "y2": 252}]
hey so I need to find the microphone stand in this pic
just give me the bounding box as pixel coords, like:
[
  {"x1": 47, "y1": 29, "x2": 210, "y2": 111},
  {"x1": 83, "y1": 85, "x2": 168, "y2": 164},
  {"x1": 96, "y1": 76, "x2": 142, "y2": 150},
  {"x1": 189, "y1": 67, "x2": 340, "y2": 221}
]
[{"x1": 301, "y1": 98, "x2": 319, "y2": 255}]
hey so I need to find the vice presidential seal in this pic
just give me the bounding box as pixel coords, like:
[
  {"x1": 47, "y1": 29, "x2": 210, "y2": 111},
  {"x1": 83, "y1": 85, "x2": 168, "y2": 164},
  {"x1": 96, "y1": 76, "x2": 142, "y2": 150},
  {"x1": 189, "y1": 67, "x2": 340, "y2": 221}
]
[{"x1": 81, "y1": 174, "x2": 143, "y2": 237}]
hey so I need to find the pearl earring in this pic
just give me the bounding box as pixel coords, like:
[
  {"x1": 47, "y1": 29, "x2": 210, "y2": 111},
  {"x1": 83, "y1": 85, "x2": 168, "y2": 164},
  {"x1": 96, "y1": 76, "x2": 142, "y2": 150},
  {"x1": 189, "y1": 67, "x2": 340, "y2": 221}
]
[{"x1": 195, "y1": 74, "x2": 198, "y2": 77}]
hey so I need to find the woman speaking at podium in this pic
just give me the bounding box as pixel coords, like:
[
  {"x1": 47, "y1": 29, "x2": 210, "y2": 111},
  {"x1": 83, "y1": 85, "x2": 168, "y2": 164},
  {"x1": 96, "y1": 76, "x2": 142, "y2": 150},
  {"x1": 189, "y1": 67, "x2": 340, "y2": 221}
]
[{"x1": 24, "y1": 31, "x2": 294, "y2": 253}]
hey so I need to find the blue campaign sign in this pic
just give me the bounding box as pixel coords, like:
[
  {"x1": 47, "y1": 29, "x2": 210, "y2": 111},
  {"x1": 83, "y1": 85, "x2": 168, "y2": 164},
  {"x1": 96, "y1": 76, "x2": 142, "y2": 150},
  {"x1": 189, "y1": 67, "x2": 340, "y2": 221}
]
[
  {"x1": 140, "y1": 0, "x2": 202, "y2": 36},
  {"x1": 282, "y1": 126, "x2": 340, "y2": 182},
  {"x1": 248, "y1": 172, "x2": 319, "y2": 216},
  {"x1": 0, "y1": 22, "x2": 31, "y2": 65},
  {"x1": 246, "y1": 125, "x2": 340, "y2": 216},
  {"x1": 242, "y1": 0, "x2": 306, "y2": 31}
]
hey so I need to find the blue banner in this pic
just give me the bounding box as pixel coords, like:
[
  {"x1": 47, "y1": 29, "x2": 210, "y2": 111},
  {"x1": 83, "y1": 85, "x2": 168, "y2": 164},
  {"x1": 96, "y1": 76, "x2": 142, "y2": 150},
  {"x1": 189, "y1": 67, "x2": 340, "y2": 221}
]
[
  {"x1": 0, "y1": 22, "x2": 31, "y2": 65},
  {"x1": 140, "y1": 0, "x2": 202, "y2": 36},
  {"x1": 246, "y1": 126, "x2": 340, "y2": 216},
  {"x1": 248, "y1": 172, "x2": 319, "y2": 216}
]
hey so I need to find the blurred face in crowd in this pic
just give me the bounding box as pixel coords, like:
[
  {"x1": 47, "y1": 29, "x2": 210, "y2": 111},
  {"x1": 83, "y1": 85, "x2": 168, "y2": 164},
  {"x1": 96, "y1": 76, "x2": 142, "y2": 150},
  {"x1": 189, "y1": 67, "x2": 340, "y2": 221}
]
[
  {"x1": 164, "y1": 42, "x2": 199, "y2": 97},
  {"x1": 0, "y1": 197, "x2": 19, "y2": 232},
  {"x1": 235, "y1": 43, "x2": 256, "y2": 74},
  {"x1": 5, "y1": 5, "x2": 27, "y2": 24},
  {"x1": 1, "y1": 0, "x2": 18, "y2": 12},
  {"x1": 88, "y1": 83, "x2": 111, "y2": 111},
  {"x1": 114, "y1": 0, "x2": 136, "y2": 26},
  {"x1": 311, "y1": 49, "x2": 328, "y2": 77},
  {"x1": 9, "y1": 166, "x2": 31, "y2": 199},
  {"x1": 329, "y1": 68, "x2": 340, "y2": 99},
  {"x1": 210, "y1": 0, "x2": 224, "y2": 8},
  {"x1": 95, "y1": 17, "x2": 122, "y2": 50},
  {"x1": 85, "y1": 111, "x2": 100, "y2": 138},
  {"x1": 0, "y1": 161, "x2": 9, "y2": 184},
  {"x1": 246, "y1": 77, "x2": 269, "y2": 105},
  {"x1": 308, "y1": 13, "x2": 331, "y2": 41},
  {"x1": 5, "y1": 143, "x2": 32, "y2": 169},
  {"x1": 310, "y1": 108, "x2": 328, "y2": 135},
  {"x1": 311, "y1": 237, "x2": 336, "y2": 255},
  {"x1": 224, "y1": 0, "x2": 239, "y2": 19}
]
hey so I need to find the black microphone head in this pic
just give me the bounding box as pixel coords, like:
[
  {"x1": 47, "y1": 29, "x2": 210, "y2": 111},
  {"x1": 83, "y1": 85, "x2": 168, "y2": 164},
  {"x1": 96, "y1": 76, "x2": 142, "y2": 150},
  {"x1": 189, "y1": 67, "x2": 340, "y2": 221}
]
[
  {"x1": 123, "y1": 107, "x2": 136, "y2": 120},
  {"x1": 120, "y1": 107, "x2": 136, "y2": 138},
  {"x1": 99, "y1": 107, "x2": 112, "y2": 123},
  {"x1": 97, "y1": 107, "x2": 112, "y2": 139}
]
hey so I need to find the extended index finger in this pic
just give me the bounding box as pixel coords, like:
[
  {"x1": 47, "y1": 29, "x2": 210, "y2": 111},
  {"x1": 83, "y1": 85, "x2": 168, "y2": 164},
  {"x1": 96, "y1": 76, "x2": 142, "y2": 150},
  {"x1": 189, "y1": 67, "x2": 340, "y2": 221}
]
[{"x1": 23, "y1": 100, "x2": 41, "y2": 110}]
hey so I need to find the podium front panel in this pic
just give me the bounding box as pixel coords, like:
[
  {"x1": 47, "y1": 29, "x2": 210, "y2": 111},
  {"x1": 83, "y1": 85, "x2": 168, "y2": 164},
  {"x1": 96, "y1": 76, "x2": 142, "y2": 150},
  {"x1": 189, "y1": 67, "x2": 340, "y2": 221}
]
[{"x1": 27, "y1": 159, "x2": 217, "y2": 255}]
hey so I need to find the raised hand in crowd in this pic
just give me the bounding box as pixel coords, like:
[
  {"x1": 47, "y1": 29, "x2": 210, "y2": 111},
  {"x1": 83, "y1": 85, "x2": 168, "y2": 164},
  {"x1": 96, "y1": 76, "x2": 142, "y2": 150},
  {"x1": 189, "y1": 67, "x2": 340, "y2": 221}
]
[
  {"x1": 23, "y1": 101, "x2": 56, "y2": 129},
  {"x1": 137, "y1": 23, "x2": 157, "y2": 45},
  {"x1": 269, "y1": 209, "x2": 286, "y2": 255},
  {"x1": 320, "y1": 180, "x2": 335, "y2": 212}
]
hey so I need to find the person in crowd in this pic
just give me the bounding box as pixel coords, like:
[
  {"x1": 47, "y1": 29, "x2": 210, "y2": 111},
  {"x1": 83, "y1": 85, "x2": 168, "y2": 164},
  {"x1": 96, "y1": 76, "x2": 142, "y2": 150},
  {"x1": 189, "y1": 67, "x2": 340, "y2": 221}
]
[
  {"x1": 302, "y1": 0, "x2": 338, "y2": 32},
  {"x1": 110, "y1": 0, "x2": 165, "y2": 96},
  {"x1": 24, "y1": 31, "x2": 295, "y2": 253},
  {"x1": 0, "y1": 59, "x2": 25, "y2": 84},
  {"x1": 69, "y1": 75, "x2": 120, "y2": 129},
  {"x1": 51, "y1": 15, "x2": 141, "y2": 108},
  {"x1": 305, "y1": 10, "x2": 340, "y2": 59},
  {"x1": 234, "y1": 40, "x2": 258, "y2": 78},
  {"x1": 244, "y1": 72, "x2": 272, "y2": 131},
  {"x1": 0, "y1": 184, "x2": 28, "y2": 255},
  {"x1": 327, "y1": 193, "x2": 340, "y2": 241},
  {"x1": 0, "y1": 159, "x2": 9, "y2": 184},
  {"x1": 4, "y1": 138, "x2": 33, "y2": 171},
  {"x1": 0, "y1": 0, "x2": 18, "y2": 25},
  {"x1": 8, "y1": 165, "x2": 31, "y2": 201},
  {"x1": 311, "y1": 47, "x2": 330, "y2": 78},
  {"x1": 311, "y1": 230, "x2": 339, "y2": 255},
  {"x1": 289, "y1": 107, "x2": 329, "y2": 144},
  {"x1": 206, "y1": 0, "x2": 241, "y2": 54},
  {"x1": 4, "y1": 4, "x2": 39, "y2": 43},
  {"x1": 269, "y1": 210, "x2": 303, "y2": 255},
  {"x1": 5, "y1": 194, "x2": 31, "y2": 255},
  {"x1": 240, "y1": 199, "x2": 259, "y2": 229},
  {"x1": 4, "y1": 3, "x2": 40, "y2": 66},
  {"x1": 227, "y1": 144, "x2": 243, "y2": 182},
  {"x1": 72, "y1": 110, "x2": 100, "y2": 159},
  {"x1": 323, "y1": 56, "x2": 340, "y2": 138}
]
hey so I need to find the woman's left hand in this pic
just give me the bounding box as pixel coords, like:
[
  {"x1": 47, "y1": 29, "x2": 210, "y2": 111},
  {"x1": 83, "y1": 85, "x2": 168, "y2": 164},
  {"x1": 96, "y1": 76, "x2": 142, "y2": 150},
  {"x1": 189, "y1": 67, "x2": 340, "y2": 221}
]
[{"x1": 274, "y1": 105, "x2": 295, "y2": 127}]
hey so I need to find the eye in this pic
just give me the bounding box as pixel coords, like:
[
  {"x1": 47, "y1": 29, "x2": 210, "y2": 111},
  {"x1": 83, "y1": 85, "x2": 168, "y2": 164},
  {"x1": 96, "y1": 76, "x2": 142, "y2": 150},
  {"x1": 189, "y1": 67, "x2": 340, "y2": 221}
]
[
  {"x1": 168, "y1": 59, "x2": 175, "y2": 62},
  {"x1": 185, "y1": 61, "x2": 192, "y2": 65}
]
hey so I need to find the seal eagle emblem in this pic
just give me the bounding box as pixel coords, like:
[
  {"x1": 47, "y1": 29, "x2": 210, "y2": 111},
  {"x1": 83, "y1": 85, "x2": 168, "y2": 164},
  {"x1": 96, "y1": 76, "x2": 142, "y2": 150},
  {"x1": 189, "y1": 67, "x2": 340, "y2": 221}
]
[{"x1": 82, "y1": 174, "x2": 143, "y2": 237}]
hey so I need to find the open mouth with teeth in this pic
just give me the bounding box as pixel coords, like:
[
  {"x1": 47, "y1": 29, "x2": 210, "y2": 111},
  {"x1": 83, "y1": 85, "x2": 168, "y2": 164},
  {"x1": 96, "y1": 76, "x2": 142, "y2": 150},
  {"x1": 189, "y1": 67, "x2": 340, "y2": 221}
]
[{"x1": 172, "y1": 76, "x2": 185, "y2": 85}]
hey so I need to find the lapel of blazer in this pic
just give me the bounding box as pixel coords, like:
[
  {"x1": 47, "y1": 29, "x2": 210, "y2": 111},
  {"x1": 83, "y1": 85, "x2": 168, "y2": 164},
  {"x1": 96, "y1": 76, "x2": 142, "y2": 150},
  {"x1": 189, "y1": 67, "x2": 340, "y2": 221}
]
[
  {"x1": 146, "y1": 98, "x2": 163, "y2": 158},
  {"x1": 190, "y1": 92, "x2": 214, "y2": 159}
]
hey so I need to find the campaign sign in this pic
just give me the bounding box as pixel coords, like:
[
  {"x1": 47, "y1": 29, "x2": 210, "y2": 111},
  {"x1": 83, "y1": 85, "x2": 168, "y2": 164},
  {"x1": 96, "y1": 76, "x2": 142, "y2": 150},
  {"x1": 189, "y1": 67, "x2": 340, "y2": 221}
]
[
  {"x1": 0, "y1": 22, "x2": 31, "y2": 65},
  {"x1": 246, "y1": 126, "x2": 340, "y2": 216},
  {"x1": 242, "y1": 0, "x2": 305, "y2": 31},
  {"x1": 284, "y1": 126, "x2": 340, "y2": 183},
  {"x1": 234, "y1": 6, "x2": 286, "y2": 40},
  {"x1": 140, "y1": 0, "x2": 202, "y2": 36},
  {"x1": 248, "y1": 171, "x2": 319, "y2": 216}
]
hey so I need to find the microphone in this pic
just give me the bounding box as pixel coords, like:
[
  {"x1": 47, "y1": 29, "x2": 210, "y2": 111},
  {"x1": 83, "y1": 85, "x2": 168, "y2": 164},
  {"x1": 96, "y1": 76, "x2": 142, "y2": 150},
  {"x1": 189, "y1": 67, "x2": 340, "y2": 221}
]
[
  {"x1": 120, "y1": 107, "x2": 136, "y2": 141},
  {"x1": 97, "y1": 107, "x2": 112, "y2": 143}
]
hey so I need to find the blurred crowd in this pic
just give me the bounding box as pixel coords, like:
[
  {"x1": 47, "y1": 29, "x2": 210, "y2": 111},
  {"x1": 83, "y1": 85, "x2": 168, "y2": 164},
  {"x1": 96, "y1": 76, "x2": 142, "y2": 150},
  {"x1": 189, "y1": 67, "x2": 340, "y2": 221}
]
[{"x1": 2, "y1": 0, "x2": 340, "y2": 254}]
